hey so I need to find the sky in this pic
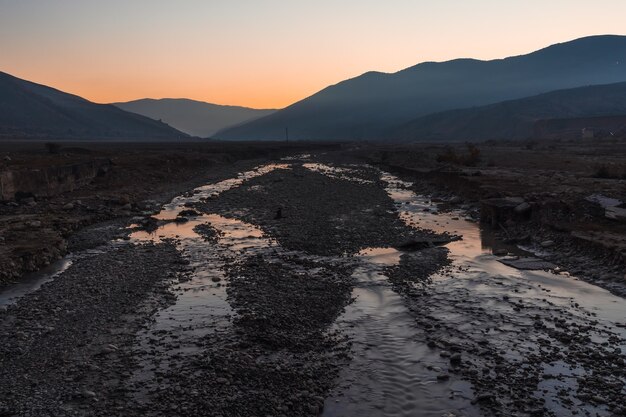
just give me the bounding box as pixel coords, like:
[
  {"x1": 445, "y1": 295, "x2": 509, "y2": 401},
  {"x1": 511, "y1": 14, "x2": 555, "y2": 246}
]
[{"x1": 1, "y1": 0, "x2": 626, "y2": 109}]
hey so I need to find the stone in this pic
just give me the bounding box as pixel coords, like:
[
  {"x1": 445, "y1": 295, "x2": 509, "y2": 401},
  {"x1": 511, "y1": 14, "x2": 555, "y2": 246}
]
[
  {"x1": 82, "y1": 390, "x2": 96, "y2": 398},
  {"x1": 540, "y1": 240, "x2": 555, "y2": 248},
  {"x1": 499, "y1": 257, "x2": 557, "y2": 270},
  {"x1": 450, "y1": 353, "x2": 462, "y2": 363},
  {"x1": 471, "y1": 393, "x2": 494, "y2": 404},
  {"x1": 514, "y1": 202, "x2": 531, "y2": 214}
]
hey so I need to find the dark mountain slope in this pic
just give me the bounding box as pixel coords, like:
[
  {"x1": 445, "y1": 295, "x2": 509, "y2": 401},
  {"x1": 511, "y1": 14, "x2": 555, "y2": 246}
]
[
  {"x1": 392, "y1": 82, "x2": 626, "y2": 141},
  {"x1": 0, "y1": 72, "x2": 187, "y2": 140},
  {"x1": 216, "y1": 35, "x2": 626, "y2": 141}
]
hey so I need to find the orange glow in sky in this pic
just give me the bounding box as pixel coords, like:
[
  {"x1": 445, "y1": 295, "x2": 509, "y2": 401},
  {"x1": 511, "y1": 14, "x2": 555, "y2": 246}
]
[{"x1": 1, "y1": 0, "x2": 626, "y2": 109}]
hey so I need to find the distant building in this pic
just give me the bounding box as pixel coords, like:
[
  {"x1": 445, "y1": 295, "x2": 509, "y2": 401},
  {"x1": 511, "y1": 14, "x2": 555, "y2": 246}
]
[{"x1": 533, "y1": 115, "x2": 626, "y2": 139}]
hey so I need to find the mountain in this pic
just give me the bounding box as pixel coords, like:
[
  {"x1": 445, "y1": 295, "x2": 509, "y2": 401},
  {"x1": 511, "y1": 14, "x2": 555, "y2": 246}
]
[
  {"x1": 114, "y1": 98, "x2": 276, "y2": 138},
  {"x1": 216, "y1": 35, "x2": 626, "y2": 141},
  {"x1": 392, "y1": 82, "x2": 626, "y2": 141},
  {"x1": 0, "y1": 71, "x2": 187, "y2": 140}
]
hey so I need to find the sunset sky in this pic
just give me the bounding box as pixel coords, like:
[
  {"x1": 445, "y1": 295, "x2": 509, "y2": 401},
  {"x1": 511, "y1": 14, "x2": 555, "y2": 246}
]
[{"x1": 1, "y1": 0, "x2": 626, "y2": 109}]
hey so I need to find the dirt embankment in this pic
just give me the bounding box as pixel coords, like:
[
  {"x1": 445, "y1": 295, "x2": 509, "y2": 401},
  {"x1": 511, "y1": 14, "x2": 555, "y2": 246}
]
[
  {"x1": 0, "y1": 141, "x2": 340, "y2": 285},
  {"x1": 356, "y1": 139, "x2": 626, "y2": 293}
]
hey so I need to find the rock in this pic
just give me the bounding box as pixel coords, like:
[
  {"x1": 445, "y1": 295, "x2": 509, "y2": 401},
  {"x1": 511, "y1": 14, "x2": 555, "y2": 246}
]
[
  {"x1": 436, "y1": 373, "x2": 450, "y2": 381},
  {"x1": 449, "y1": 196, "x2": 463, "y2": 204},
  {"x1": 540, "y1": 240, "x2": 555, "y2": 248},
  {"x1": 82, "y1": 390, "x2": 96, "y2": 399},
  {"x1": 63, "y1": 202, "x2": 75, "y2": 210},
  {"x1": 27, "y1": 220, "x2": 42, "y2": 228},
  {"x1": 118, "y1": 195, "x2": 131, "y2": 205},
  {"x1": 493, "y1": 248, "x2": 508, "y2": 256},
  {"x1": 137, "y1": 200, "x2": 157, "y2": 211},
  {"x1": 100, "y1": 344, "x2": 119, "y2": 354},
  {"x1": 396, "y1": 236, "x2": 453, "y2": 251},
  {"x1": 211, "y1": 277, "x2": 221, "y2": 283},
  {"x1": 499, "y1": 257, "x2": 557, "y2": 270},
  {"x1": 179, "y1": 209, "x2": 200, "y2": 217},
  {"x1": 450, "y1": 353, "x2": 462, "y2": 364},
  {"x1": 514, "y1": 202, "x2": 531, "y2": 214},
  {"x1": 471, "y1": 393, "x2": 494, "y2": 404},
  {"x1": 3, "y1": 156, "x2": 11, "y2": 161}
]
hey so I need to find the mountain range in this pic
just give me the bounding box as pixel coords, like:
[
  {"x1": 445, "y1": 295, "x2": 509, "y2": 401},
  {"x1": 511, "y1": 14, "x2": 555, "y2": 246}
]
[
  {"x1": 0, "y1": 71, "x2": 186, "y2": 140},
  {"x1": 216, "y1": 35, "x2": 626, "y2": 141},
  {"x1": 3, "y1": 35, "x2": 626, "y2": 142},
  {"x1": 114, "y1": 98, "x2": 275, "y2": 138},
  {"x1": 392, "y1": 81, "x2": 626, "y2": 141}
]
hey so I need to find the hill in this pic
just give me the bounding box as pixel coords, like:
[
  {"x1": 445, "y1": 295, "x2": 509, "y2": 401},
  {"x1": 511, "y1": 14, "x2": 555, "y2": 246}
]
[
  {"x1": 216, "y1": 35, "x2": 626, "y2": 141},
  {"x1": 114, "y1": 98, "x2": 275, "y2": 138},
  {"x1": 0, "y1": 71, "x2": 187, "y2": 140},
  {"x1": 392, "y1": 82, "x2": 626, "y2": 141}
]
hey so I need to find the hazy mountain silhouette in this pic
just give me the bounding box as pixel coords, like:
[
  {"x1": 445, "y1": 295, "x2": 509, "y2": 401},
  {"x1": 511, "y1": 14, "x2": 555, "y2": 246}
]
[
  {"x1": 0, "y1": 71, "x2": 187, "y2": 140},
  {"x1": 216, "y1": 35, "x2": 626, "y2": 141},
  {"x1": 392, "y1": 82, "x2": 626, "y2": 141},
  {"x1": 114, "y1": 98, "x2": 276, "y2": 138}
]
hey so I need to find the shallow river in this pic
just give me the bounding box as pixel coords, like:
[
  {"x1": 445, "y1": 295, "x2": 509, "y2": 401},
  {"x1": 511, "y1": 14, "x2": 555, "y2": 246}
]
[{"x1": 2, "y1": 160, "x2": 624, "y2": 416}]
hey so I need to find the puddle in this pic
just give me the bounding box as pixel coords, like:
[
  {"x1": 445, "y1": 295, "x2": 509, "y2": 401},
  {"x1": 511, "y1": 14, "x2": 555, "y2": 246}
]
[
  {"x1": 129, "y1": 164, "x2": 285, "y2": 397},
  {"x1": 303, "y1": 162, "x2": 374, "y2": 184}
]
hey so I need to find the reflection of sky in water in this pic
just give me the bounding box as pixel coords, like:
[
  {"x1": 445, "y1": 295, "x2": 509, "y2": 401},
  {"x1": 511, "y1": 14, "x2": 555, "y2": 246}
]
[
  {"x1": 153, "y1": 163, "x2": 291, "y2": 221},
  {"x1": 130, "y1": 214, "x2": 266, "y2": 250},
  {"x1": 381, "y1": 170, "x2": 626, "y2": 339}
]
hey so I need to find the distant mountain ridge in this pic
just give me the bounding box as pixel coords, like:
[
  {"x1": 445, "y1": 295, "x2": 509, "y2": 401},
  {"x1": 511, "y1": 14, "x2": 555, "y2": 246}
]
[
  {"x1": 392, "y1": 82, "x2": 626, "y2": 141},
  {"x1": 216, "y1": 35, "x2": 626, "y2": 141},
  {"x1": 0, "y1": 71, "x2": 187, "y2": 140},
  {"x1": 114, "y1": 98, "x2": 276, "y2": 138}
]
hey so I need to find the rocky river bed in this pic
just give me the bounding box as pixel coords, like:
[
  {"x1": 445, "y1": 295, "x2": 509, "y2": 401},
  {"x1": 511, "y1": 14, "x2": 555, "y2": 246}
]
[{"x1": 0, "y1": 155, "x2": 624, "y2": 417}]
